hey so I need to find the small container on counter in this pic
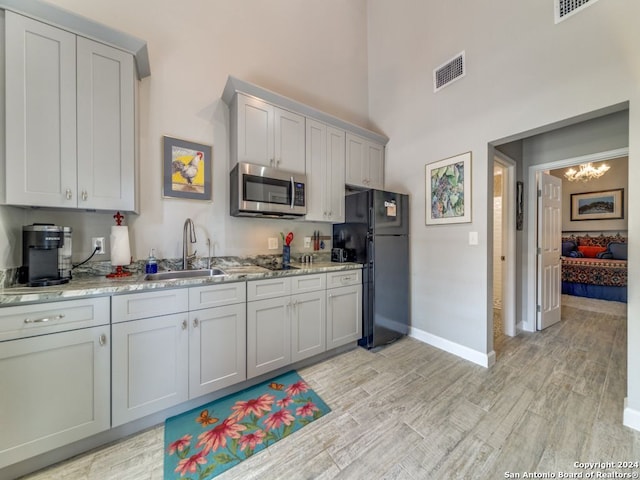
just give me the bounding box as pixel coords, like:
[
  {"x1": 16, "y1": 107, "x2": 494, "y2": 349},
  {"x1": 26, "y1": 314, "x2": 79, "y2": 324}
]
[{"x1": 145, "y1": 249, "x2": 158, "y2": 274}]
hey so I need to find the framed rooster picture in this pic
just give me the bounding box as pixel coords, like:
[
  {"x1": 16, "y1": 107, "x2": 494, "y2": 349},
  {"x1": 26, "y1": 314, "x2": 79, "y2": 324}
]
[{"x1": 163, "y1": 136, "x2": 212, "y2": 200}]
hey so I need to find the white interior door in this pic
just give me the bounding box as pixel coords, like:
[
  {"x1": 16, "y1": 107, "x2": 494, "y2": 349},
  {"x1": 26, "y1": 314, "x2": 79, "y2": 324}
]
[{"x1": 537, "y1": 172, "x2": 562, "y2": 330}]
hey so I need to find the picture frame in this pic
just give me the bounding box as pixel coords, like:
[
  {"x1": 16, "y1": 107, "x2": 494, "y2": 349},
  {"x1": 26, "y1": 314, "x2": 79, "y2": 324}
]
[
  {"x1": 163, "y1": 136, "x2": 212, "y2": 201},
  {"x1": 426, "y1": 151, "x2": 471, "y2": 225},
  {"x1": 516, "y1": 181, "x2": 524, "y2": 230},
  {"x1": 570, "y1": 188, "x2": 624, "y2": 221}
]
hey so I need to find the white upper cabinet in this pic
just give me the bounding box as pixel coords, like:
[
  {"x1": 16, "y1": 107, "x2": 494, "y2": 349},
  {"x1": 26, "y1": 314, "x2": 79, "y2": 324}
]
[
  {"x1": 345, "y1": 132, "x2": 385, "y2": 190},
  {"x1": 305, "y1": 119, "x2": 345, "y2": 222},
  {"x1": 222, "y1": 76, "x2": 389, "y2": 192},
  {"x1": 3, "y1": 11, "x2": 138, "y2": 211},
  {"x1": 77, "y1": 37, "x2": 136, "y2": 211},
  {"x1": 232, "y1": 93, "x2": 306, "y2": 174}
]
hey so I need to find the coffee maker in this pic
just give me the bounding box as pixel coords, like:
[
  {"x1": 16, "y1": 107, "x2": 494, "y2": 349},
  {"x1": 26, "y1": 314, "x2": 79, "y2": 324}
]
[{"x1": 20, "y1": 224, "x2": 71, "y2": 287}]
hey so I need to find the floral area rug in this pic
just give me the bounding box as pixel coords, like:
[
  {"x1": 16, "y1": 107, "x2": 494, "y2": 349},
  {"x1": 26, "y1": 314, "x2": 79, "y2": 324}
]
[{"x1": 164, "y1": 370, "x2": 331, "y2": 479}]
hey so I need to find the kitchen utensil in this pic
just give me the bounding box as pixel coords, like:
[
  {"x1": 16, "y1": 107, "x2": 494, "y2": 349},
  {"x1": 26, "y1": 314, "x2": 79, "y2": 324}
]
[{"x1": 285, "y1": 232, "x2": 294, "y2": 246}]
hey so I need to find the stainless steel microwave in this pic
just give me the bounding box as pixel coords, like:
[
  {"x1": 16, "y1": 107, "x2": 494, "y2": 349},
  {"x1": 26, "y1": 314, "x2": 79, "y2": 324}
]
[{"x1": 230, "y1": 162, "x2": 307, "y2": 218}]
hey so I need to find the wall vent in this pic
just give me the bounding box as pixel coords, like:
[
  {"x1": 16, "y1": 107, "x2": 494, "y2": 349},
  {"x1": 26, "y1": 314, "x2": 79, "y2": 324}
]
[
  {"x1": 555, "y1": 0, "x2": 600, "y2": 23},
  {"x1": 433, "y1": 51, "x2": 465, "y2": 92}
]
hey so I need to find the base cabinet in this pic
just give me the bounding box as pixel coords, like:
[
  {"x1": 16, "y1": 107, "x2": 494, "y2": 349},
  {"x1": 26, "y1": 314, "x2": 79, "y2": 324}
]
[
  {"x1": 111, "y1": 313, "x2": 189, "y2": 427},
  {"x1": 111, "y1": 283, "x2": 246, "y2": 426},
  {"x1": 189, "y1": 302, "x2": 246, "y2": 398},
  {"x1": 0, "y1": 325, "x2": 110, "y2": 469},
  {"x1": 326, "y1": 270, "x2": 363, "y2": 349}
]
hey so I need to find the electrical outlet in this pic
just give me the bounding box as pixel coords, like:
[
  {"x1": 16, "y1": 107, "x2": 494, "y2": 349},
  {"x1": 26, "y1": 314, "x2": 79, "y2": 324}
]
[
  {"x1": 92, "y1": 237, "x2": 105, "y2": 254},
  {"x1": 304, "y1": 237, "x2": 311, "y2": 248},
  {"x1": 268, "y1": 237, "x2": 278, "y2": 250}
]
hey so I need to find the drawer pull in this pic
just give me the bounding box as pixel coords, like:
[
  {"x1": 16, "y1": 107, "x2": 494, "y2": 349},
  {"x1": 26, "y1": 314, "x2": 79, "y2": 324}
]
[
  {"x1": 99, "y1": 334, "x2": 107, "y2": 346},
  {"x1": 24, "y1": 314, "x2": 65, "y2": 324}
]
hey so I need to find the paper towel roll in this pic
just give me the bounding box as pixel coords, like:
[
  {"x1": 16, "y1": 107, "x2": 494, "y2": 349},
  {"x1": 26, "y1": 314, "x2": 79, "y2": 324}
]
[{"x1": 110, "y1": 226, "x2": 131, "y2": 266}]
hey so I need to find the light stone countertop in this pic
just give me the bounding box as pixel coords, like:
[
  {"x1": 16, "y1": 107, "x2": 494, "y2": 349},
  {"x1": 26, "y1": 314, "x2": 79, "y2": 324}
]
[{"x1": 0, "y1": 261, "x2": 362, "y2": 306}]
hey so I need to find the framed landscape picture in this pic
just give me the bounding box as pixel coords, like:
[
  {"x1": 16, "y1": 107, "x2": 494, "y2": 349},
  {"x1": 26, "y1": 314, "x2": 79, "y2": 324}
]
[
  {"x1": 570, "y1": 188, "x2": 624, "y2": 221},
  {"x1": 163, "y1": 136, "x2": 212, "y2": 201},
  {"x1": 426, "y1": 151, "x2": 471, "y2": 225}
]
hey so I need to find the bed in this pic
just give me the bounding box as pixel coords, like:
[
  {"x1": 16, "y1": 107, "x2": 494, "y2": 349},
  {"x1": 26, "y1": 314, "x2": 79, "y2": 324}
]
[{"x1": 561, "y1": 234, "x2": 627, "y2": 303}]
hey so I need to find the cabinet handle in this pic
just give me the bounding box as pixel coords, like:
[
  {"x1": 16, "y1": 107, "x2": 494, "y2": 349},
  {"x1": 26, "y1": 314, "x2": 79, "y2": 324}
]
[
  {"x1": 65, "y1": 188, "x2": 72, "y2": 200},
  {"x1": 342, "y1": 276, "x2": 352, "y2": 283},
  {"x1": 270, "y1": 159, "x2": 275, "y2": 167},
  {"x1": 81, "y1": 190, "x2": 88, "y2": 201},
  {"x1": 193, "y1": 318, "x2": 199, "y2": 328},
  {"x1": 99, "y1": 333, "x2": 107, "y2": 346},
  {"x1": 24, "y1": 314, "x2": 65, "y2": 324},
  {"x1": 182, "y1": 319, "x2": 188, "y2": 330},
  {"x1": 276, "y1": 159, "x2": 281, "y2": 167}
]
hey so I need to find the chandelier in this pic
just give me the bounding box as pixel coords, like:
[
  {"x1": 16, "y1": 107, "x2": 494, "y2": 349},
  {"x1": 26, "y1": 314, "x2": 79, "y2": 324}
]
[{"x1": 564, "y1": 162, "x2": 610, "y2": 182}]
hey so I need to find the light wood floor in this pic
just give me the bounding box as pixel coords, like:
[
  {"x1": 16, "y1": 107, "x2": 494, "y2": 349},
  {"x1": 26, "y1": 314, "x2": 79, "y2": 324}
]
[{"x1": 20, "y1": 296, "x2": 639, "y2": 479}]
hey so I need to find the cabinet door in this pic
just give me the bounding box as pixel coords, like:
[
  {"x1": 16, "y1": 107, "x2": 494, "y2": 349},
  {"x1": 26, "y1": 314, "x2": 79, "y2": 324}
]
[
  {"x1": 77, "y1": 37, "x2": 136, "y2": 211},
  {"x1": 326, "y1": 126, "x2": 346, "y2": 221},
  {"x1": 0, "y1": 326, "x2": 110, "y2": 468},
  {"x1": 345, "y1": 133, "x2": 366, "y2": 187},
  {"x1": 326, "y1": 285, "x2": 362, "y2": 349},
  {"x1": 5, "y1": 12, "x2": 77, "y2": 207},
  {"x1": 189, "y1": 304, "x2": 246, "y2": 398},
  {"x1": 305, "y1": 121, "x2": 345, "y2": 222},
  {"x1": 235, "y1": 94, "x2": 274, "y2": 166},
  {"x1": 304, "y1": 119, "x2": 327, "y2": 221},
  {"x1": 291, "y1": 290, "x2": 326, "y2": 362},
  {"x1": 274, "y1": 107, "x2": 305, "y2": 173},
  {"x1": 367, "y1": 142, "x2": 385, "y2": 190},
  {"x1": 247, "y1": 297, "x2": 291, "y2": 378},
  {"x1": 112, "y1": 314, "x2": 189, "y2": 426}
]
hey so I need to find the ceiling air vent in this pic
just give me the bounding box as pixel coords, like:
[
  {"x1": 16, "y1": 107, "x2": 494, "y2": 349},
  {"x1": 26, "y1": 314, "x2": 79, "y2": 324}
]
[
  {"x1": 433, "y1": 51, "x2": 465, "y2": 93},
  {"x1": 555, "y1": 0, "x2": 600, "y2": 23}
]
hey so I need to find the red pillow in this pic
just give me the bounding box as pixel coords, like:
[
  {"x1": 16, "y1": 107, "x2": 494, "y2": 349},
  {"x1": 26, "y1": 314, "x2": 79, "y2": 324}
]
[{"x1": 578, "y1": 246, "x2": 606, "y2": 258}]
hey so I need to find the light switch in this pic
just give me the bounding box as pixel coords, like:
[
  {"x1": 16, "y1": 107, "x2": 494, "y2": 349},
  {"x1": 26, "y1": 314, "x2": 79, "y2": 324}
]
[
  {"x1": 304, "y1": 237, "x2": 311, "y2": 248},
  {"x1": 469, "y1": 231, "x2": 478, "y2": 246},
  {"x1": 268, "y1": 237, "x2": 278, "y2": 250}
]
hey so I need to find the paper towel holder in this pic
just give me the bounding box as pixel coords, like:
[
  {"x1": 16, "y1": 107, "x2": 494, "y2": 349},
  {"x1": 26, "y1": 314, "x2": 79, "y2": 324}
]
[{"x1": 106, "y1": 211, "x2": 132, "y2": 278}]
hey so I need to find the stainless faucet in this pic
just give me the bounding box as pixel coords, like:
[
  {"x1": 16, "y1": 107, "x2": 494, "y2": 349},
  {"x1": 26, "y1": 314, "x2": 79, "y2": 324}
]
[{"x1": 182, "y1": 218, "x2": 197, "y2": 269}]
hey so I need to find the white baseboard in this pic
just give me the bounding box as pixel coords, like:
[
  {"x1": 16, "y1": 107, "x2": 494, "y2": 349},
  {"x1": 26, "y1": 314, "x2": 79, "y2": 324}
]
[
  {"x1": 623, "y1": 398, "x2": 640, "y2": 432},
  {"x1": 409, "y1": 326, "x2": 495, "y2": 368}
]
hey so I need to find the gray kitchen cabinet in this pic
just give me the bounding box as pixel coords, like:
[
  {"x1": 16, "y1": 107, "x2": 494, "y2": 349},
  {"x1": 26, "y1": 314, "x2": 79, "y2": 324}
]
[
  {"x1": 188, "y1": 283, "x2": 247, "y2": 398},
  {"x1": 345, "y1": 132, "x2": 385, "y2": 190},
  {"x1": 326, "y1": 270, "x2": 363, "y2": 349},
  {"x1": 111, "y1": 312, "x2": 189, "y2": 427},
  {"x1": 0, "y1": 298, "x2": 110, "y2": 469},
  {"x1": 305, "y1": 119, "x2": 346, "y2": 222},
  {"x1": 230, "y1": 93, "x2": 306, "y2": 173},
  {"x1": 112, "y1": 283, "x2": 247, "y2": 425},
  {"x1": 111, "y1": 290, "x2": 190, "y2": 426},
  {"x1": 3, "y1": 11, "x2": 136, "y2": 211},
  {"x1": 247, "y1": 274, "x2": 326, "y2": 378}
]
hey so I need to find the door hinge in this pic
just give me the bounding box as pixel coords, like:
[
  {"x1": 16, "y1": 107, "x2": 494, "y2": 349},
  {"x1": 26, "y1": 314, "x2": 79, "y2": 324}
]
[
  {"x1": 537, "y1": 189, "x2": 542, "y2": 197},
  {"x1": 537, "y1": 247, "x2": 541, "y2": 255},
  {"x1": 536, "y1": 304, "x2": 541, "y2": 313}
]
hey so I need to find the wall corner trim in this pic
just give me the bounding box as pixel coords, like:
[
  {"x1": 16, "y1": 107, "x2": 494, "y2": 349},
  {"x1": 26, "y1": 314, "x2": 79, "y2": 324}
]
[{"x1": 409, "y1": 327, "x2": 494, "y2": 368}]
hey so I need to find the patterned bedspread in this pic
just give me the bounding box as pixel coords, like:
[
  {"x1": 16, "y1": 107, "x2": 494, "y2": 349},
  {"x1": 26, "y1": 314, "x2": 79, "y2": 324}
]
[{"x1": 561, "y1": 256, "x2": 627, "y2": 287}]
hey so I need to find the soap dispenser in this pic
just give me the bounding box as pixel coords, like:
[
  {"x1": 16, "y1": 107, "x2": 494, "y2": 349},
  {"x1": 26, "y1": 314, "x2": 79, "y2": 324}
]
[{"x1": 145, "y1": 249, "x2": 158, "y2": 274}]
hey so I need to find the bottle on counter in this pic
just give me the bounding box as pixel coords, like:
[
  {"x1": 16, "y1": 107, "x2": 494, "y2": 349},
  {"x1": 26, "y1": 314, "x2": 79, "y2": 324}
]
[{"x1": 145, "y1": 249, "x2": 158, "y2": 274}]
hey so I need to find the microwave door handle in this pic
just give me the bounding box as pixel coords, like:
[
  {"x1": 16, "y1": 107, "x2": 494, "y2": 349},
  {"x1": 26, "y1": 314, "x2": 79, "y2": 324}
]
[{"x1": 290, "y1": 176, "x2": 294, "y2": 209}]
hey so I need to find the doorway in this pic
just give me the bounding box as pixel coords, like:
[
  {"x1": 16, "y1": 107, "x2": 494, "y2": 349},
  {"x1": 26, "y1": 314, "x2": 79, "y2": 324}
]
[
  {"x1": 525, "y1": 147, "x2": 629, "y2": 331},
  {"x1": 492, "y1": 153, "x2": 516, "y2": 351}
]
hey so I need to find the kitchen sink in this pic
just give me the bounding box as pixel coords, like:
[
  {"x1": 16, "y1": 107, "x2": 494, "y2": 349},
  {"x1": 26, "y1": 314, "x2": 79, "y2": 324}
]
[{"x1": 144, "y1": 268, "x2": 227, "y2": 281}]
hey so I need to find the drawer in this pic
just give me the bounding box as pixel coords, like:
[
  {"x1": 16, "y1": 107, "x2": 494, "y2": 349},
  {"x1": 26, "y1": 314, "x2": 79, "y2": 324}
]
[
  {"x1": 112, "y1": 289, "x2": 189, "y2": 323},
  {"x1": 247, "y1": 277, "x2": 291, "y2": 302},
  {"x1": 0, "y1": 297, "x2": 110, "y2": 342},
  {"x1": 291, "y1": 273, "x2": 325, "y2": 294},
  {"x1": 189, "y1": 281, "x2": 246, "y2": 310},
  {"x1": 327, "y1": 269, "x2": 362, "y2": 288}
]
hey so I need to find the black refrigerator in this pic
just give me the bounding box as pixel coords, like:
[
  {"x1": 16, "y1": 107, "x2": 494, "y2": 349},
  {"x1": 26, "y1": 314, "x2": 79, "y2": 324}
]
[{"x1": 333, "y1": 189, "x2": 409, "y2": 349}]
